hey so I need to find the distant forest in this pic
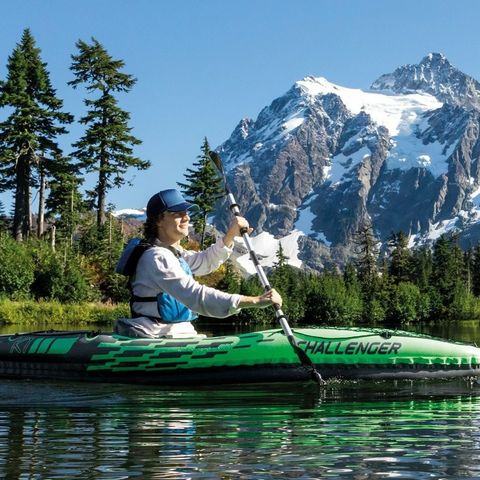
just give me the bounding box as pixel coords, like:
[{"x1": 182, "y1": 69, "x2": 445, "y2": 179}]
[{"x1": 0, "y1": 29, "x2": 479, "y2": 327}]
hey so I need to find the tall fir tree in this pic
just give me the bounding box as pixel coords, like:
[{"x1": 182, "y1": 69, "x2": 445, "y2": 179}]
[
  {"x1": 353, "y1": 224, "x2": 384, "y2": 322},
  {"x1": 0, "y1": 200, "x2": 9, "y2": 233},
  {"x1": 45, "y1": 154, "x2": 85, "y2": 243},
  {"x1": 354, "y1": 224, "x2": 379, "y2": 294},
  {"x1": 472, "y1": 244, "x2": 480, "y2": 296},
  {"x1": 431, "y1": 234, "x2": 466, "y2": 315},
  {"x1": 272, "y1": 242, "x2": 289, "y2": 269},
  {"x1": 177, "y1": 138, "x2": 224, "y2": 248},
  {"x1": 69, "y1": 38, "x2": 149, "y2": 228},
  {"x1": 411, "y1": 245, "x2": 432, "y2": 292},
  {"x1": 0, "y1": 29, "x2": 73, "y2": 241},
  {"x1": 388, "y1": 231, "x2": 413, "y2": 284}
]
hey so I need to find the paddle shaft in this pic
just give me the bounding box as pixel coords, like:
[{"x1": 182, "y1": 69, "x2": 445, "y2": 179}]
[
  {"x1": 226, "y1": 193, "x2": 294, "y2": 336},
  {"x1": 225, "y1": 191, "x2": 325, "y2": 385},
  {"x1": 208, "y1": 150, "x2": 324, "y2": 384}
]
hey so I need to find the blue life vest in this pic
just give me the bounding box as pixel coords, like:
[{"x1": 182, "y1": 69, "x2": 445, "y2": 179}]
[{"x1": 116, "y1": 238, "x2": 198, "y2": 323}]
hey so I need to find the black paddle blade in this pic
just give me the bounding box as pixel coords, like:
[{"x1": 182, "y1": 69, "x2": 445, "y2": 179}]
[
  {"x1": 291, "y1": 343, "x2": 326, "y2": 386},
  {"x1": 208, "y1": 151, "x2": 224, "y2": 175}
]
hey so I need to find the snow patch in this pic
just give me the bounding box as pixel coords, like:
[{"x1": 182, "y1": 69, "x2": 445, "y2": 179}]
[
  {"x1": 297, "y1": 76, "x2": 442, "y2": 136},
  {"x1": 294, "y1": 198, "x2": 317, "y2": 235},
  {"x1": 470, "y1": 186, "x2": 480, "y2": 206},
  {"x1": 328, "y1": 147, "x2": 371, "y2": 185},
  {"x1": 112, "y1": 208, "x2": 146, "y2": 220},
  {"x1": 385, "y1": 115, "x2": 455, "y2": 176},
  {"x1": 232, "y1": 231, "x2": 303, "y2": 276},
  {"x1": 283, "y1": 116, "x2": 304, "y2": 132}
]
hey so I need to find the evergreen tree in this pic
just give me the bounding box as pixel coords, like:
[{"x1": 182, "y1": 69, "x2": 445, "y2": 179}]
[
  {"x1": 69, "y1": 38, "x2": 149, "y2": 228},
  {"x1": 0, "y1": 29, "x2": 73, "y2": 241},
  {"x1": 411, "y1": 245, "x2": 432, "y2": 292},
  {"x1": 354, "y1": 224, "x2": 379, "y2": 294},
  {"x1": 177, "y1": 137, "x2": 224, "y2": 248},
  {"x1": 45, "y1": 154, "x2": 85, "y2": 243},
  {"x1": 0, "y1": 200, "x2": 9, "y2": 233},
  {"x1": 354, "y1": 224, "x2": 384, "y2": 323},
  {"x1": 464, "y1": 249, "x2": 473, "y2": 295},
  {"x1": 431, "y1": 234, "x2": 467, "y2": 316},
  {"x1": 343, "y1": 263, "x2": 360, "y2": 290},
  {"x1": 388, "y1": 231, "x2": 413, "y2": 283},
  {"x1": 270, "y1": 249, "x2": 308, "y2": 323},
  {"x1": 272, "y1": 242, "x2": 289, "y2": 269},
  {"x1": 472, "y1": 244, "x2": 480, "y2": 296},
  {"x1": 215, "y1": 260, "x2": 241, "y2": 294}
]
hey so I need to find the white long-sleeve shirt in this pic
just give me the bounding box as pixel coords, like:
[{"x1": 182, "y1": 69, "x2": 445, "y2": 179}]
[{"x1": 131, "y1": 238, "x2": 242, "y2": 320}]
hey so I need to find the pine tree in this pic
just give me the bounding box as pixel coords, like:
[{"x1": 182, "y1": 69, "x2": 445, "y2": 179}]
[
  {"x1": 215, "y1": 260, "x2": 241, "y2": 294},
  {"x1": 45, "y1": 154, "x2": 85, "y2": 243},
  {"x1": 177, "y1": 138, "x2": 224, "y2": 248},
  {"x1": 354, "y1": 224, "x2": 379, "y2": 294},
  {"x1": 343, "y1": 263, "x2": 359, "y2": 291},
  {"x1": 388, "y1": 231, "x2": 413, "y2": 284},
  {"x1": 0, "y1": 29, "x2": 73, "y2": 241},
  {"x1": 472, "y1": 245, "x2": 480, "y2": 296},
  {"x1": 411, "y1": 245, "x2": 432, "y2": 291},
  {"x1": 271, "y1": 242, "x2": 291, "y2": 298},
  {"x1": 353, "y1": 224, "x2": 384, "y2": 323},
  {"x1": 431, "y1": 234, "x2": 467, "y2": 315},
  {"x1": 69, "y1": 38, "x2": 150, "y2": 228},
  {"x1": 0, "y1": 200, "x2": 9, "y2": 233}
]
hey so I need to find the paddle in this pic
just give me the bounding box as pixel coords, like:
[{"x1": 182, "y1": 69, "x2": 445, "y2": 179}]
[{"x1": 208, "y1": 151, "x2": 325, "y2": 385}]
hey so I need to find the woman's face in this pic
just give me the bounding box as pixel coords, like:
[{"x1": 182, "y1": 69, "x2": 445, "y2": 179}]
[{"x1": 156, "y1": 210, "x2": 190, "y2": 244}]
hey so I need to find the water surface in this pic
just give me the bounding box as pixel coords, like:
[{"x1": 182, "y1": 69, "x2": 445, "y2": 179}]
[{"x1": 0, "y1": 321, "x2": 479, "y2": 479}]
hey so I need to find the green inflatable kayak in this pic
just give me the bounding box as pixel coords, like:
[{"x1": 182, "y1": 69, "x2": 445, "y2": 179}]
[{"x1": 0, "y1": 327, "x2": 479, "y2": 385}]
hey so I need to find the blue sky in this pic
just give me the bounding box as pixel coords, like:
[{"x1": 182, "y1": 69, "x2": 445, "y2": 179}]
[{"x1": 1, "y1": 0, "x2": 479, "y2": 210}]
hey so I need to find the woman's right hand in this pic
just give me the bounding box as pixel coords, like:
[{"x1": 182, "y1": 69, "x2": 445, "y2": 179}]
[{"x1": 239, "y1": 288, "x2": 283, "y2": 309}]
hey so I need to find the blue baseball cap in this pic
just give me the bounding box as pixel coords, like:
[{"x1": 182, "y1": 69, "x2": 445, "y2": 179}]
[{"x1": 146, "y1": 189, "x2": 196, "y2": 218}]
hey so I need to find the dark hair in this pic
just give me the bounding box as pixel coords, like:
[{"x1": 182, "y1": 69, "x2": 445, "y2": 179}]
[{"x1": 143, "y1": 212, "x2": 165, "y2": 242}]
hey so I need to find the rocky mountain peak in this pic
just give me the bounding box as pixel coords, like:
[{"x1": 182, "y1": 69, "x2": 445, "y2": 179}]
[
  {"x1": 371, "y1": 52, "x2": 480, "y2": 110},
  {"x1": 213, "y1": 54, "x2": 480, "y2": 270}
]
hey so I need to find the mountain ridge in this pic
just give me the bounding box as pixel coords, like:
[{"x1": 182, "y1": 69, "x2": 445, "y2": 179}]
[{"x1": 213, "y1": 53, "x2": 480, "y2": 270}]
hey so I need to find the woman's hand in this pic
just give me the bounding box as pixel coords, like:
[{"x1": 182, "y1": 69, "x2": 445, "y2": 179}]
[
  {"x1": 223, "y1": 216, "x2": 253, "y2": 248},
  {"x1": 239, "y1": 288, "x2": 283, "y2": 309}
]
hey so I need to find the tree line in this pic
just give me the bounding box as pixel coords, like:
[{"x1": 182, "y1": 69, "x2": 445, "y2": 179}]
[
  {"x1": 0, "y1": 29, "x2": 478, "y2": 327},
  {"x1": 1, "y1": 208, "x2": 480, "y2": 326},
  {"x1": 0, "y1": 28, "x2": 149, "y2": 243}
]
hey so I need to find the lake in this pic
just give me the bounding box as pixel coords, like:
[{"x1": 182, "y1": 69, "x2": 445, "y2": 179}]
[{"x1": 0, "y1": 320, "x2": 479, "y2": 479}]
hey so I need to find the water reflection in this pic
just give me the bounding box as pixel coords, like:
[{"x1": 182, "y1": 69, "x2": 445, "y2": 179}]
[{"x1": 0, "y1": 380, "x2": 479, "y2": 479}]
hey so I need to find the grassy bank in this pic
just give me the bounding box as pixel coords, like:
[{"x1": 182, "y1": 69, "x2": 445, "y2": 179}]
[{"x1": 0, "y1": 300, "x2": 129, "y2": 327}]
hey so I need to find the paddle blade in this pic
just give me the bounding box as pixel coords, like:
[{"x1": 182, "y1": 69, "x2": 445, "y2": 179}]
[{"x1": 208, "y1": 151, "x2": 224, "y2": 175}]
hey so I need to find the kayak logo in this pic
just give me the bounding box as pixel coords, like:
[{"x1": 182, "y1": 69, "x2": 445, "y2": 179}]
[
  {"x1": 9, "y1": 337, "x2": 34, "y2": 354},
  {"x1": 298, "y1": 340, "x2": 402, "y2": 355}
]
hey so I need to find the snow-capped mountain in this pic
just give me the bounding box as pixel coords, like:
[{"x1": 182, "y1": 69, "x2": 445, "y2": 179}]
[
  {"x1": 112, "y1": 208, "x2": 146, "y2": 221},
  {"x1": 214, "y1": 53, "x2": 480, "y2": 269}
]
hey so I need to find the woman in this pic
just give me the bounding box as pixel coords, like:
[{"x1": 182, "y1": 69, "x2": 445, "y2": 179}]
[{"x1": 115, "y1": 189, "x2": 282, "y2": 338}]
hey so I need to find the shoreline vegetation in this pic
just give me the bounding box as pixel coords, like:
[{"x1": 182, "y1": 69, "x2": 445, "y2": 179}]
[
  {"x1": 0, "y1": 300, "x2": 129, "y2": 327},
  {"x1": 2, "y1": 220, "x2": 480, "y2": 329}
]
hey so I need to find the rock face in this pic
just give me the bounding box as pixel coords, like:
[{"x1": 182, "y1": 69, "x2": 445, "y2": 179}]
[
  {"x1": 213, "y1": 54, "x2": 480, "y2": 268},
  {"x1": 371, "y1": 53, "x2": 480, "y2": 110}
]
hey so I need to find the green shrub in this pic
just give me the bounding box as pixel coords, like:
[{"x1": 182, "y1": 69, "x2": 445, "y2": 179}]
[
  {"x1": 305, "y1": 273, "x2": 363, "y2": 325},
  {"x1": 386, "y1": 282, "x2": 423, "y2": 324},
  {"x1": 0, "y1": 235, "x2": 34, "y2": 299},
  {"x1": 30, "y1": 243, "x2": 99, "y2": 303}
]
